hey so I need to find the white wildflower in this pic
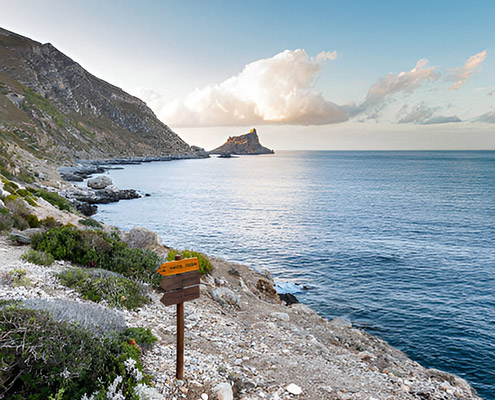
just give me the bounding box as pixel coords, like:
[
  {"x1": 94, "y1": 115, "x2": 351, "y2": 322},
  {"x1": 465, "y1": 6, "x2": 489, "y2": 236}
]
[
  {"x1": 124, "y1": 357, "x2": 137, "y2": 373},
  {"x1": 107, "y1": 375, "x2": 124, "y2": 400},
  {"x1": 60, "y1": 367, "x2": 70, "y2": 379}
]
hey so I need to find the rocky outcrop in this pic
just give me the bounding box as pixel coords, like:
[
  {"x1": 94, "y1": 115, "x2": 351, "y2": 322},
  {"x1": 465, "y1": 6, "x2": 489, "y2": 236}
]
[
  {"x1": 210, "y1": 128, "x2": 274, "y2": 155},
  {"x1": 0, "y1": 27, "x2": 207, "y2": 173}
]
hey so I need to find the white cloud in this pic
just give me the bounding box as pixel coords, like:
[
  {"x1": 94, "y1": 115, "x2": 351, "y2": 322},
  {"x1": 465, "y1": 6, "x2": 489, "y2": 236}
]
[
  {"x1": 447, "y1": 50, "x2": 487, "y2": 90},
  {"x1": 396, "y1": 103, "x2": 461, "y2": 125},
  {"x1": 363, "y1": 59, "x2": 440, "y2": 107},
  {"x1": 159, "y1": 49, "x2": 348, "y2": 126},
  {"x1": 396, "y1": 103, "x2": 434, "y2": 124}
]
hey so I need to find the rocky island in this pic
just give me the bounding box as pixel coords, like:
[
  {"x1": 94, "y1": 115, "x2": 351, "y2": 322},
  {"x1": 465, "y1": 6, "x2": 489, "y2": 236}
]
[
  {"x1": 210, "y1": 129, "x2": 274, "y2": 156},
  {"x1": 0, "y1": 27, "x2": 483, "y2": 400}
]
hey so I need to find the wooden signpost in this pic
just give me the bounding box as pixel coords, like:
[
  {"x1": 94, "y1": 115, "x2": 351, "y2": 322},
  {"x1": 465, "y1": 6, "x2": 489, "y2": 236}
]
[{"x1": 157, "y1": 255, "x2": 200, "y2": 380}]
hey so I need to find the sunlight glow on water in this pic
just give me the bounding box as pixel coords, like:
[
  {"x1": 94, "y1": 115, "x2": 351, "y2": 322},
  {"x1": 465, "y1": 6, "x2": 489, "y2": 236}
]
[{"x1": 94, "y1": 151, "x2": 495, "y2": 399}]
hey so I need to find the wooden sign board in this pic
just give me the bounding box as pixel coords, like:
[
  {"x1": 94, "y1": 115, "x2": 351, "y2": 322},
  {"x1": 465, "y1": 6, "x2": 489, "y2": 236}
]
[
  {"x1": 160, "y1": 270, "x2": 200, "y2": 291},
  {"x1": 160, "y1": 285, "x2": 200, "y2": 306},
  {"x1": 157, "y1": 257, "x2": 199, "y2": 276}
]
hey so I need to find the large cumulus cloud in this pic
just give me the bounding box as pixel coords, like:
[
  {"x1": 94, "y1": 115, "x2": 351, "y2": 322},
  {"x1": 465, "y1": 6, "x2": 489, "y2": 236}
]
[{"x1": 160, "y1": 49, "x2": 348, "y2": 126}]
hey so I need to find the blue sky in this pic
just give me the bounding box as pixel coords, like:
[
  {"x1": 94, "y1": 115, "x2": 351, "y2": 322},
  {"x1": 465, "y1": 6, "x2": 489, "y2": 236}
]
[{"x1": 1, "y1": 0, "x2": 494, "y2": 149}]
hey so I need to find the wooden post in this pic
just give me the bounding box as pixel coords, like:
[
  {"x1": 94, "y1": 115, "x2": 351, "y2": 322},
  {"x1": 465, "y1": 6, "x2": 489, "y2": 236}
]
[
  {"x1": 175, "y1": 254, "x2": 184, "y2": 380},
  {"x1": 176, "y1": 301, "x2": 184, "y2": 380}
]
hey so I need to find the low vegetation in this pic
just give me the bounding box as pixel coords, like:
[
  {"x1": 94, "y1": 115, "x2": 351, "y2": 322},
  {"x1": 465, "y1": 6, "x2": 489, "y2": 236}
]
[
  {"x1": 21, "y1": 249, "x2": 55, "y2": 266},
  {"x1": 0, "y1": 303, "x2": 156, "y2": 399},
  {"x1": 27, "y1": 187, "x2": 74, "y2": 212},
  {"x1": 57, "y1": 268, "x2": 150, "y2": 310},
  {"x1": 30, "y1": 225, "x2": 162, "y2": 285},
  {"x1": 167, "y1": 248, "x2": 213, "y2": 275}
]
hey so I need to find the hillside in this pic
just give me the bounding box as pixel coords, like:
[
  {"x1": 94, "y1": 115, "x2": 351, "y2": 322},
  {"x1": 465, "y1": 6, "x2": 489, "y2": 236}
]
[
  {"x1": 210, "y1": 128, "x2": 274, "y2": 155},
  {"x1": 0, "y1": 27, "x2": 203, "y2": 182}
]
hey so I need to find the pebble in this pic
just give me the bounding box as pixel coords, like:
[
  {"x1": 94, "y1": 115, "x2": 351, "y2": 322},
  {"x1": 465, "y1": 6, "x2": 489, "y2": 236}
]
[{"x1": 286, "y1": 383, "x2": 302, "y2": 395}]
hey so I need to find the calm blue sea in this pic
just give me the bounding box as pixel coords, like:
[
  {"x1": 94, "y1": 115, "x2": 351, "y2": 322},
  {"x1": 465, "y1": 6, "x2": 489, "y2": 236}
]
[{"x1": 92, "y1": 151, "x2": 495, "y2": 399}]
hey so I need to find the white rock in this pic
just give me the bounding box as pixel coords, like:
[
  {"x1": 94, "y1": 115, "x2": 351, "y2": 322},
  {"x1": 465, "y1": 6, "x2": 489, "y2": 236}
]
[
  {"x1": 214, "y1": 382, "x2": 233, "y2": 400},
  {"x1": 87, "y1": 175, "x2": 113, "y2": 189},
  {"x1": 201, "y1": 394, "x2": 209, "y2": 400},
  {"x1": 270, "y1": 312, "x2": 290, "y2": 322},
  {"x1": 211, "y1": 287, "x2": 241, "y2": 308},
  {"x1": 286, "y1": 383, "x2": 302, "y2": 395}
]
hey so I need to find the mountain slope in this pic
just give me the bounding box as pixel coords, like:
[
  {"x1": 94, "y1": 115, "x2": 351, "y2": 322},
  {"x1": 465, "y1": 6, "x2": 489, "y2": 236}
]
[
  {"x1": 0, "y1": 27, "x2": 201, "y2": 180},
  {"x1": 210, "y1": 128, "x2": 274, "y2": 155}
]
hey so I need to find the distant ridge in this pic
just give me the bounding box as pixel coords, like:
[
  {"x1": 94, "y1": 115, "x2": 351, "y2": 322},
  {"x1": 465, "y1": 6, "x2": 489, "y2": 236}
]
[
  {"x1": 210, "y1": 128, "x2": 274, "y2": 155},
  {"x1": 0, "y1": 26, "x2": 204, "y2": 179}
]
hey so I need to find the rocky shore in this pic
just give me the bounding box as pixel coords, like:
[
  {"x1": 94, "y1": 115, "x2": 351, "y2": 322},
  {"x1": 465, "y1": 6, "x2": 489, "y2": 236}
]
[{"x1": 0, "y1": 184, "x2": 482, "y2": 400}]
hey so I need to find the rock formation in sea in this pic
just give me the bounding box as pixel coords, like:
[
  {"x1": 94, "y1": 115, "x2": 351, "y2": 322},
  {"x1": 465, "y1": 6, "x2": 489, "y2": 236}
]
[{"x1": 210, "y1": 128, "x2": 274, "y2": 155}]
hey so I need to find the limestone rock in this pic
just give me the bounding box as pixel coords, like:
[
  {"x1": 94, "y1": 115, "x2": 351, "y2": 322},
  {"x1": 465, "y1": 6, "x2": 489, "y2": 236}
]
[
  {"x1": 87, "y1": 175, "x2": 113, "y2": 189},
  {"x1": 214, "y1": 382, "x2": 233, "y2": 400},
  {"x1": 211, "y1": 287, "x2": 241, "y2": 308},
  {"x1": 124, "y1": 226, "x2": 162, "y2": 249},
  {"x1": 286, "y1": 383, "x2": 302, "y2": 395}
]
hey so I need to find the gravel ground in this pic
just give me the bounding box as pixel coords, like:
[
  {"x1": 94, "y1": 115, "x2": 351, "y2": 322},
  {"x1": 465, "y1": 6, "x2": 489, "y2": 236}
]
[{"x1": 0, "y1": 233, "x2": 482, "y2": 400}]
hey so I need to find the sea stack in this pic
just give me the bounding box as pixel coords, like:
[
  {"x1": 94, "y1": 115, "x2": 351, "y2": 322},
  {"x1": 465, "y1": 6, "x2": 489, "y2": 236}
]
[{"x1": 210, "y1": 128, "x2": 274, "y2": 155}]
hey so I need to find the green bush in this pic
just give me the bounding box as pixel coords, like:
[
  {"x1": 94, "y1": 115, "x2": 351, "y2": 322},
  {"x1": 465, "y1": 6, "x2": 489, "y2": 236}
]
[
  {"x1": 57, "y1": 268, "x2": 150, "y2": 310},
  {"x1": 6, "y1": 268, "x2": 31, "y2": 287},
  {"x1": 21, "y1": 249, "x2": 55, "y2": 266},
  {"x1": 31, "y1": 226, "x2": 162, "y2": 285},
  {"x1": 0, "y1": 209, "x2": 13, "y2": 231},
  {"x1": 79, "y1": 218, "x2": 103, "y2": 229},
  {"x1": 120, "y1": 327, "x2": 158, "y2": 351},
  {"x1": 25, "y1": 213, "x2": 41, "y2": 228},
  {"x1": 0, "y1": 305, "x2": 150, "y2": 399},
  {"x1": 167, "y1": 249, "x2": 213, "y2": 275},
  {"x1": 28, "y1": 188, "x2": 73, "y2": 212}
]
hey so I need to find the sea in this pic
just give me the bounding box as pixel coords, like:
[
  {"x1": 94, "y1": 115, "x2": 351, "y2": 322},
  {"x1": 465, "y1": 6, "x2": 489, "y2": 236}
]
[{"x1": 90, "y1": 151, "x2": 495, "y2": 399}]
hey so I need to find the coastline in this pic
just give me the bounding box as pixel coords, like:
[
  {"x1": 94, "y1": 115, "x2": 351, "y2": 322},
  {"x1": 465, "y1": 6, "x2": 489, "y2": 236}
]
[{"x1": 0, "y1": 175, "x2": 483, "y2": 399}]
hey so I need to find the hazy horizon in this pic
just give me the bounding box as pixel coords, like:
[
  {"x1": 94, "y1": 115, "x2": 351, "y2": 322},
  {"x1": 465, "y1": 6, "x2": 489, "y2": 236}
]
[{"x1": 1, "y1": 0, "x2": 494, "y2": 150}]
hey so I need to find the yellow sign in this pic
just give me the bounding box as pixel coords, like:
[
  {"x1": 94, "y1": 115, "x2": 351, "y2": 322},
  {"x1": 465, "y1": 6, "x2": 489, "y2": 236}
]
[{"x1": 157, "y1": 257, "x2": 199, "y2": 276}]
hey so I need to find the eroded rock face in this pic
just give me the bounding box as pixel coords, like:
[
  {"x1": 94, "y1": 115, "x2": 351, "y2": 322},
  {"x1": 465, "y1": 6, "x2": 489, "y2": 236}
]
[
  {"x1": 87, "y1": 175, "x2": 113, "y2": 189},
  {"x1": 0, "y1": 27, "x2": 198, "y2": 161},
  {"x1": 209, "y1": 129, "x2": 274, "y2": 155}
]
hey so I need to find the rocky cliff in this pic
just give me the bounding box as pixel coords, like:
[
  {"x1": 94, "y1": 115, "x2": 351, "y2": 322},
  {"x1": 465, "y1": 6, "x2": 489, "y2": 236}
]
[
  {"x1": 210, "y1": 128, "x2": 274, "y2": 155},
  {"x1": 0, "y1": 27, "x2": 203, "y2": 181}
]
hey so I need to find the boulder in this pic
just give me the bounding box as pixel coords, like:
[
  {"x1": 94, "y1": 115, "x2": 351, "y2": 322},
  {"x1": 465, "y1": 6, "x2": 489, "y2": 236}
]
[
  {"x1": 214, "y1": 382, "x2": 233, "y2": 400},
  {"x1": 87, "y1": 175, "x2": 113, "y2": 189},
  {"x1": 124, "y1": 226, "x2": 161, "y2": 249},
  {"x1": 211, "y1": 287, "x2": 241, "y2": 308}
]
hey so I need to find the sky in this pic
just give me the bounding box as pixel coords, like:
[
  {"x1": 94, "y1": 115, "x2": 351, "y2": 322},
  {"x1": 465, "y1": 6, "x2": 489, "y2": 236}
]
[{"x1": 1, "y1": 0, "x2": 494, "y2": 150}]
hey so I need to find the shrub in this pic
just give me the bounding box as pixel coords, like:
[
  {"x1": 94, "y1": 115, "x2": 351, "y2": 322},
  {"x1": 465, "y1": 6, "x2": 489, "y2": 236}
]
[
  {"x1": 28, "y1": 188, "x2": 73, "y2": 212},
  {"x1": 31, "y1": 226, "x2": 162, "y2": 285},
  {"x1": 167, "y1": 249, "x2": 213, "y2": 275},
  {"x1": 21, "y1": 249, "x2": 55, "y2": 266},
  {"x1": 0, "y1": 209, "x2": 13, "y2": 231},
  {"x1": 57, "y1": 268, "x2": 150, "y2": 310},
  {"x1": 14, "y1": 188, "x2": 37, "y2": 206},
  {"x1": 25, "y1": 213, "x2": 41, "y2": 228},
  {"x1": 41, "y1": 216, "x2": 58, "y2": 228},
  {"x1": 79, "y1": 218, "x2": 103, "y2": 229},
  {"x1": 21, "y1": 298, "x2": 126, "y2": 335},
  {"x1": 120, "y1": 327, "x2": 158, "y2": 351},
  {"x1": 1, "y1": 176, "x2": 19, "y2": 193},
  {"x1": 0, "y1": 305, "x2": 150, "y2": 400},
  {"x1": 6, "y1": 268, "x2": 31, "y2": 287}
]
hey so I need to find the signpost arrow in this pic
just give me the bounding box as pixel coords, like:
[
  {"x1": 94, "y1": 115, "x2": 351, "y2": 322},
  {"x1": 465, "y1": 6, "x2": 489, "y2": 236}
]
[{"x1": 157, "y1": 255, "x2": 200, "y2": 380}]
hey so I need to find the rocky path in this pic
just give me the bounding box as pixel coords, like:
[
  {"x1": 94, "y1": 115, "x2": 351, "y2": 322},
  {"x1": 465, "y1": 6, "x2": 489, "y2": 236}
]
[{"x1": 0, "y1": 233, "x2": 481, "y2": 400}]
